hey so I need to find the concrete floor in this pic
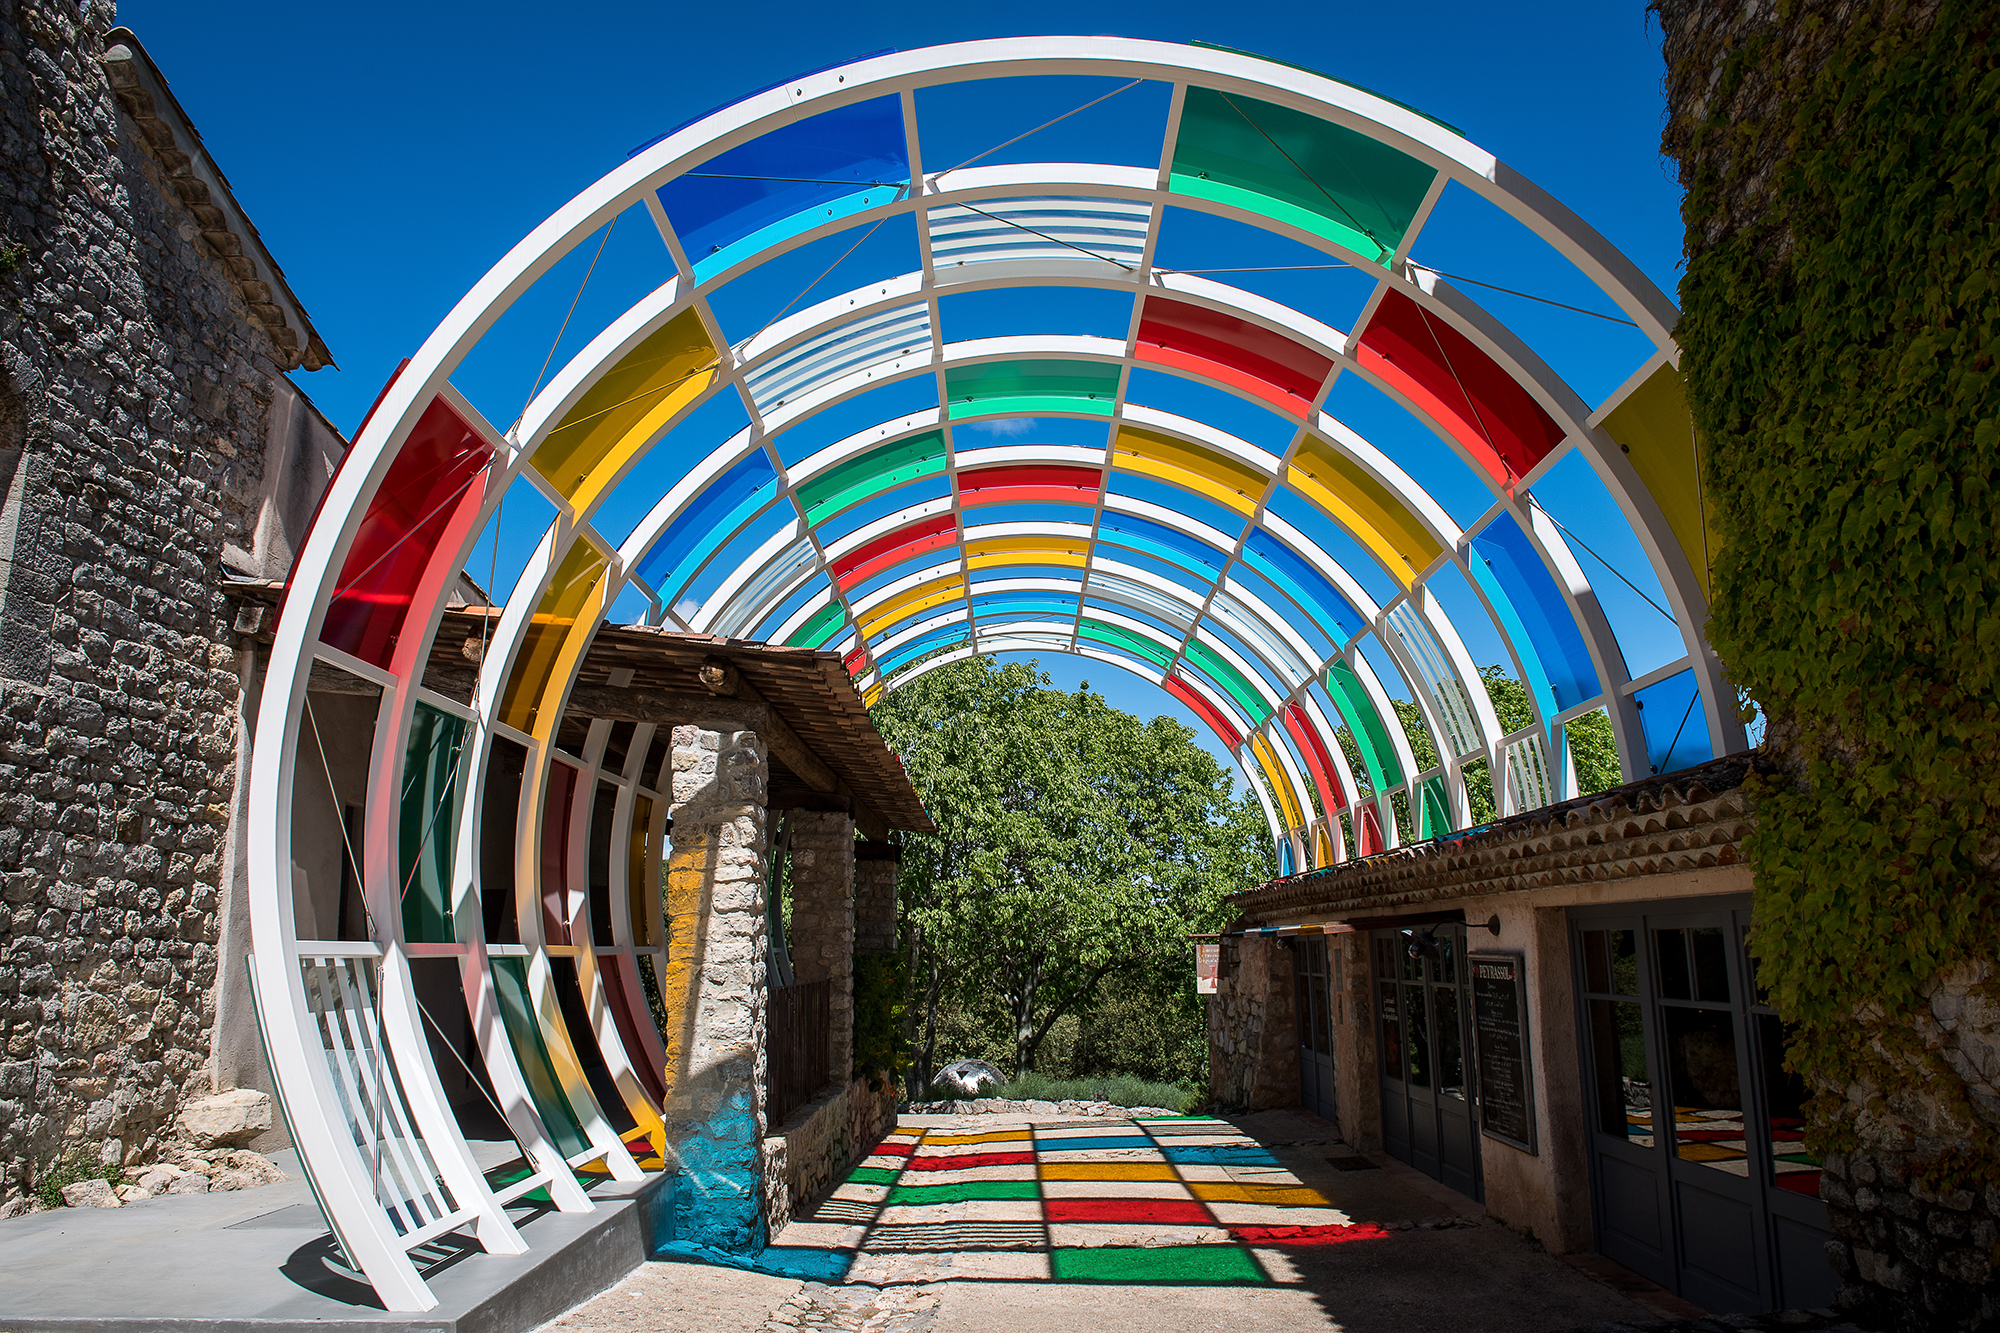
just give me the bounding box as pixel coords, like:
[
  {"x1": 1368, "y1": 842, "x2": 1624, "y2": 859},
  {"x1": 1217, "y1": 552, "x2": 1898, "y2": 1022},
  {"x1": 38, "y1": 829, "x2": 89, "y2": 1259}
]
[{"x1": 543, "y1": 1109, "x2": 1661, "y2": 1333}]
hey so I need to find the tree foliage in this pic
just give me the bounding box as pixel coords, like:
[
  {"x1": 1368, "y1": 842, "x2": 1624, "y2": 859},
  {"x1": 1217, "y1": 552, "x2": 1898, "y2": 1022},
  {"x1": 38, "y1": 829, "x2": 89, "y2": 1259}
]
[{"x1": 872, "y1": 657, "x2": 1273, "y2": 1091}]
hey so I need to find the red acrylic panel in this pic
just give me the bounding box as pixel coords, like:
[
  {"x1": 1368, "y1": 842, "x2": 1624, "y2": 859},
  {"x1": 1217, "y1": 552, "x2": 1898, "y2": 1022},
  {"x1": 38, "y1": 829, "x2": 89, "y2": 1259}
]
[
  {"x1": 321, "y1": 394, "x2": 495, "y2": 670},
  {"x1": 1164, "y1": 673, "x2": 1243, "y2": 751},
  {"x1": 844, "y1": 646, "x2": 869, "y2": 676},
  {"x1": 956, "y1": 464, "x2": 1104, "y2": 509},
  {"x1": 541, "y1": 761, "x2": 578, "y2": 944},
  {"x1": 832, "y1": 512, "x2": 958, "y2": 590},
  {"x1": 1354, "y1": 289, "x2": 1565, "y2": 490},
  {"x1": 1358, "y1": 805, "x2": 1386, "y2": 856},
  {"x1": 1137, "y1": 297, "x2": 1332, "y2": 416},
  {"x1": 1283, "y1": 702, "x2": 1348, "y2": 813},
  {"x1": 598, "y1": 955, "x2": 666, "y2": 1103}
]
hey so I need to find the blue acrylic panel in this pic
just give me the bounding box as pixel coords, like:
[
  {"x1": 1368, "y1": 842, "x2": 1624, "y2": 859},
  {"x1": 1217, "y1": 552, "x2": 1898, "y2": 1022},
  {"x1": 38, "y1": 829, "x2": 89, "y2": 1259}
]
[
  {"x1": 632, "y1": 451, "x2": 778, "y2": 595},
  {"x1": 1095, "y1": 512, "x2": 1230, "y2": 578},
  {"x1": 1633, "y1": 668, "x2": 1713, "y2": 777},
  {"x1": 1105, "y1": 470, "x2": 1249, "y2": 542},
  {"x1": 970, "y1": 590, "x2": 1080, "y2": 618},
  {"x1": 876, "y1": 628, "x2": 973, "y2": 676},
  {"x1": 970, "y1": 562, "x2": 1084, "y2": 586},
  {"x1": 1278, "y1": 839, "x2": 1295, "y2": 876},
  {"x1": 658, "y1": 96, "x2": 909, "y2": 280},
  {"x1": 939, "y1": 285, "x2": 1135, "y2": 343},
  {"x1": 1239, "y1": 527, "x2": 1365, "y2": 645},
  {"x1": 1467, "y1": 511, "x2": 1601, "y2": 719},
  {"x1": 1228, "y1": 563, "x2": 1337, "y2": 664},
  {"x1": 752, "y1": 572, "x2": 833, "y2": 643},
  {"x1": 1261, "y1": 486, "x2": 1401, "y2": 611}
]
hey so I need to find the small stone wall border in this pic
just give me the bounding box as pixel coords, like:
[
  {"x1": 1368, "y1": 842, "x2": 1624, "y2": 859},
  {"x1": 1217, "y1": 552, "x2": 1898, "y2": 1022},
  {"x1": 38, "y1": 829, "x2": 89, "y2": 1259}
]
[{"x1": 904, "y1": 1098, "x2": 1179, "y2": 1117}]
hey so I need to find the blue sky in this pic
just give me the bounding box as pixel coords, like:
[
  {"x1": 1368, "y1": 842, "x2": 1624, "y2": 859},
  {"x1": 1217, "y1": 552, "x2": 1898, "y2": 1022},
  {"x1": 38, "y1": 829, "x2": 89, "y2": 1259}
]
[{"x1": 122, "y1": 0, "x2": 1690, "y2": 775}]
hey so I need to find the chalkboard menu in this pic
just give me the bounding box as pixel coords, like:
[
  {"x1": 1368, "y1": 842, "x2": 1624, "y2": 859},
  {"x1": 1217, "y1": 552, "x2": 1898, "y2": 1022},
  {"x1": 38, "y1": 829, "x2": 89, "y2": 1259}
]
[{"x1": 1469, "y1": 952, "x2": 1537, "y2": 1154}]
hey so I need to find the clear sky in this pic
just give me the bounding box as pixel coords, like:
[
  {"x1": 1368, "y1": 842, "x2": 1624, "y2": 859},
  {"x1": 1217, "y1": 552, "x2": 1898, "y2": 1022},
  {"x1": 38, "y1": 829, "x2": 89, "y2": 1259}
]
[{"x1": 119, "y1": 0, "x2": 1691, "y2": 776}]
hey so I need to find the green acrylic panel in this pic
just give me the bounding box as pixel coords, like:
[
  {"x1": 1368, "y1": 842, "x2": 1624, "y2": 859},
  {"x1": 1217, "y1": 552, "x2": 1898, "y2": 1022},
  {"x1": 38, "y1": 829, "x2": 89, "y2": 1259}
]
[
  {"x1": 1182, "y1": 638, "x2": 1274, "y2": 724},
  {"x1": 943, "y1": 360, "x2": 1122, "y2": 415},
  {"x1": 490, "y1": 956, "x2": 590, "y2": 1158},
  {"x1": 1078, "y1": 619, "x2": 1178, "y2": 668},
  {"x1": 1169, "y1": 88, "x2": 1437, "y2": 265},
  {"x1": 1418, "y1": 773, "x2": 1451, "y2": 839},
  {"x1": 795, "y1": 431, "x2": 947, "y2": 523},
  {"x1": 786, "y1": 602, "x2": 849, "y2": 649},
  {"x1": 399, "y1": 702, "x2": 467, "y2": 945},
  {"x1": 1327, "y1": 659, "x2": 1404, "y2": 789}
]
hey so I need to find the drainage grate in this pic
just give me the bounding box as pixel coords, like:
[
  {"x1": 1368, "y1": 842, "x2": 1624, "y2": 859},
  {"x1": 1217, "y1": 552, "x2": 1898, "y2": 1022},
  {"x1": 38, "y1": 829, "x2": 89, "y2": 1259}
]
[{"x1": 1326, "y1": 1156, "x2": 1380, "y2": 1171}]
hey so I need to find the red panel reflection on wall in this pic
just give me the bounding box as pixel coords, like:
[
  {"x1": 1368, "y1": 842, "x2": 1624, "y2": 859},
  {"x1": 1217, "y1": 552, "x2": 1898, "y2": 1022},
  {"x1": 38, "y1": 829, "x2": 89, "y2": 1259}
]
[
  {"x1": 1136, "y1": 297, "x2": 1333, "y2": 416},
  {"x1": 832, "y1": 512, "x2": 957, "y2": 591},
  {"x1": 1283, "y1": 702, "x2": 1347, "y2": 813},
  {"x1": 542, "y1": 761, "x2": 578, "y2": 944},
  {"x1": 1353, "y1": 289, "x2": 1565, "y2": 491},
  {"x1": 320, "y1": 394, "x2": 495, "y2": 669},
  {"x1": 1358, "y1": 805, "x2": 1386, "y2": 856},
  {"x1": 1163, "y1": 672, "x2": 1243, "y2": 750},
  {"x1": 957, "y1": 464, "x2": 1104, "y2": 509}
]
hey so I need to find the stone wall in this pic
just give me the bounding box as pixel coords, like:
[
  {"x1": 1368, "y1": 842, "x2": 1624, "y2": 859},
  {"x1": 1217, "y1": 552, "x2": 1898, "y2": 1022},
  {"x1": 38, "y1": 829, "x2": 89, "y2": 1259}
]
[
  {"x1": 786, "y1": 809, "x2": 853, "y2": 1080},
  {"x1": 852, "y1": 842, "x2": 896, "y2": 954},
  {"x1": 1205, "y1": 934, "x2": 1297, "y2": 1112},
  {"x1": 662, "y1": 723, "x2": 769, "y2": 1252},
  {"x1": 0, "y1": 2, "x2": 340, "y2": 1205},
  {"x1": 758, "y1": 1073, "x2": 899, "y2": 1236}
]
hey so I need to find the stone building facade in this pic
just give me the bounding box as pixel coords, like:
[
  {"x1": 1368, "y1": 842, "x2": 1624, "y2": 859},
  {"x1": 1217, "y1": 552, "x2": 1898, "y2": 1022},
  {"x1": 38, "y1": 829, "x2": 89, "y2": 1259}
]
[{"x1": 0, "y1": 7, "x2": 343, "y2": 1205}]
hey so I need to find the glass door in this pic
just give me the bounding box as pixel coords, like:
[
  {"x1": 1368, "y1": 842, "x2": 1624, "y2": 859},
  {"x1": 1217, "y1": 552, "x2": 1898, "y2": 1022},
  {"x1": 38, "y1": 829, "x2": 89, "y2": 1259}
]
[
  {"x1": 1293, "y1": 937, "x2": 1340, "y2": 1132},
  {"x1": 1373, "y1": 926, "x2": 1482, "y2": 1201}
]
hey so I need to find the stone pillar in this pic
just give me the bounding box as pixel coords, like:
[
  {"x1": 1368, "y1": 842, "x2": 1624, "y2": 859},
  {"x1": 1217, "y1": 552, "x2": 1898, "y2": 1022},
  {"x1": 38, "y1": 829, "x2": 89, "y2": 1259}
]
[
  {"x1": 1329, "y1": 931, "x2": 1380, "y2": 1152},
  {"x1": 1205, "y1": 934, "x2": 1299, "y2": 1112},
  {"x1": 852, "y1": 842, "x2": 899, "y2": 954},
  {"x1": 662, "y1": 724, "x2": 768, "y2": 1252},
  {"x1": 784, "y1": 811, "x2": 855, "y2": 1083}
]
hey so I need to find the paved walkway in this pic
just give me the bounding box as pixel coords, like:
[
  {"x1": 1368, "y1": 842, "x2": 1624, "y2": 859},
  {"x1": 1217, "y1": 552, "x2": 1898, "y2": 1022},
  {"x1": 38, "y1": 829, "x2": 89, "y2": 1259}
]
[{"x1": 545, "y1": 1109, "x2": 1664, "y2": 1333}]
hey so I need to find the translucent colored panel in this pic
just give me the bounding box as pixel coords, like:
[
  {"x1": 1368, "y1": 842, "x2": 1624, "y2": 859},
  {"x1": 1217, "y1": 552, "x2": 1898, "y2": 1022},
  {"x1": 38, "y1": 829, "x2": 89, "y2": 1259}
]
[
  {"x1": 1123, "y1": 368, "x2": 1298, "y2": 455},
  {"x1": 788, "y1": 602, "x2": 848, "y2": 651},
  {"x1": 1183, "y1": 638, "x2": 1274, "y2": 724},
  {"x1": 795, "y1": 431, "x2": 947, "y2": 523},
  {"x1": 541, "y1": 761, "x2": 577, "y2": 944},
  {"x1": 879, "y1": 628, "x2": 972, "y2": 675},
  {"x1": 1231, "y1": 563, "x2": 1337, "y2": 663},
  {"x1": 970, "y1": 592, "x2": 1079, "y2": 620},
  {"x1": 1418, "y1": 774, "x2": 1451, "y2": 839},
  {"x1": 706, "y1": 536, "x2": 818, "y2": 639},
  {"x1": 944, "y1": 360, "x2": 1121, "y2": 419},
  {"x1": 859, "y1": 576, "x2": 966, "y2": 637},
  {"x1": 963, "y1": 537, "x2": 1088, "y2": 571},
  {"x1": 916, "y1": 75, "x2": 1176, "y2": 171},
  {"x1": 703, "y1": 213, "x2": 921, "y2": 345},
  {"x1": 1504, "y1": 731, "x2": 1557, "y2": 810},
  {"x1": 489, "y1": 956, "x2": 589, "y2": 1158},
  {"x1": 1287, "y1": 433, "x2": 1443, "y2": 586},
  {"x1": 1079, "y1": 619, "x2": 1176, "y2": 670},
  {"x1": 754, "y1": 573, "x2": 832, "y2": 642},
  {"x1": 1169, "y1": 87, "x2": 1437, "y2": 265},
  {"x1": 1239, "y1": 528, "x2": 1365, "y2": 643},
  {"x1": 1163, "y1": 672, "x2": 1244, "y2": 749},
  {"x1": 1082, "y1": 596, "x2": 1181, "y2": 641},
  {"x1": 1135, "y1": 297, "x2": 1332, "y2": 416},
  {"x1": 322, "y1": 395, "x2": 495, "y2": 670},
  {"x1": 1200, "y1": 617, "x2": 1293, "y2": 702},
  {"x1": 930, "y1": 196, "x2": 1149, "y2": 273},
  {"x1": 1358, "y1": 805, "x2": 1386, "y2": 856},
  {"x1": 831, "y1": 511, "x2": 956, "y2": 588},
  {"x1": 846, "y1": 548, "x2": 959, "y2": 604},
  {"x1": 501, "y1": 541, "x2": 611, "y2": 733},
  {"x1": 595, "y1": 394, "x2": 749, "y2": 548},
  {"x1": 1468, "y1": 511, "x2": 1601, "y2": 716},
  {"x1": 632, "y1": 452, "x2": 779, "y2": 593},
  {"x1": 1096, "y1": 511, "x2": 1231, "y2": 577},
  {"x1": 1252, "y1": 735, "x2": 1303, "y2": 829},
  {"x1": 937, "y1": 285, "x2": 1135, "y2": 341},
  {"x1": 530, "y1": 310, "x2": 719, "y2": 509},
  {"x1": 1104, "y1": 471, "x2": 1247, "y2": 540},
  {"x1": 1530, "y1": 452, "x2": 1681, "y2": 681},
  {"x1": 597, "y1": 954, "x2": 665, "y2": 1103},
  {"x1": 1600, "y1": 363, "x2": 1716, "y2": 599},
  {"x1": 658, "y1": 95, "x2": 909, "y2": 274},
  {"x1": 628, "y1": 795, "x2": 655, "y2": 948},
  {"x1": 742, "y1": 304, "x2": 930, "y2": 415},
  {"x1": 1355, "y1": 290, "x2": 1567, "y2": 490},
  {"x1": 399, "y1": 703, "x2": 467, "y2": 945},
  {"x1": 958, "y1": 464, "x2": 1104, "y2": 509},
  {"x1": 1111, "y1": 425, "x2": 1266, "y2": 514},
  {"x1": 1327, "y1": 659, "x2": 1404, "y2": 789},
  {"x1": 1283, "y1": 701, "x2": 1347, "y2": 814},
  {"x1": 1634, "y1": 668, "x2": 1712, "y2": 777}
]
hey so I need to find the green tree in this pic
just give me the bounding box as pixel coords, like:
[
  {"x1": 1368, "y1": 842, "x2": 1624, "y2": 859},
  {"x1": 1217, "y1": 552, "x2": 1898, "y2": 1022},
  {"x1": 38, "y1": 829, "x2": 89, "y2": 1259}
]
[{"x1": 872, "y1": 657, "x2": 1271, "y2": 1091}]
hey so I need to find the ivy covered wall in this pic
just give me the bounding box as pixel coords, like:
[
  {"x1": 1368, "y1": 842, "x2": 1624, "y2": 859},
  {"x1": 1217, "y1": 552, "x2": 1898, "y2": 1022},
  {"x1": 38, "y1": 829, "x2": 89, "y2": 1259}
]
[{"x1": 1657, "y1": 1, "x2": 1998, "y2": 1326}]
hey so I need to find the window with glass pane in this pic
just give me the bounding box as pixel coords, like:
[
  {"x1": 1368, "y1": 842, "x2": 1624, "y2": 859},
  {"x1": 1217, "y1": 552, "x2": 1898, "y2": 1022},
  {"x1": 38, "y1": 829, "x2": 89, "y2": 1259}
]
[
  {"x1": 1435, "y1": 985, "x2": 1465, "y2": 1101},
  {"x1": 1379, "y1": 978, "x2": 1402, "y2": 1082},
  {"x1": 1405, "y1": 982, "x2": 1431, "y2": 1088},
  {"x1": 1587, "y1": 997, "x2": 1653, "y2": 1142},
  {"x1": 1661, "y1": 1005, "x2": 1747, "y2": 1174}
]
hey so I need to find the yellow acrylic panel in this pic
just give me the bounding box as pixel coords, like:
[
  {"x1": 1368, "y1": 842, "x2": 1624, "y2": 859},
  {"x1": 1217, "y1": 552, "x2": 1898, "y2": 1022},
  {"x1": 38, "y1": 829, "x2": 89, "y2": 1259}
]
[
  {"x1": 500, "y1": 538, "x2": 612, "y2": 733},
  {"x1": 1251, "y1": 734, "x2": 1304, "y2": 829},
  {"x1": 1288, "y1": 434, "x2": 1444, "y2": 587},
  {"x1": 1112, "y1": 427, "x2": 1266, "y2": 515},
  {"x1": 964, "y1": 534, "x2": 1091, "y2": 567},
  {"x1": 1599, "y1": 363, "x2": 1717, "y2": 598},
  {"x1": 627, "y1": 795, "x2": 655, "y2": 947},
  {"x1": 529, "y1": 308, "x2": 719, "y2": 510},
  {"x1": 859, "y1": 576, "x2": 966, "y2": 639}
]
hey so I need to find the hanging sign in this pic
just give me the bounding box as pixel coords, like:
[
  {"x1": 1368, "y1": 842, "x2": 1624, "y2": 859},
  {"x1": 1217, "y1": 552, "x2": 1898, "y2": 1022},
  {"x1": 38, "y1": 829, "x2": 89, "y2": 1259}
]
[
  {"x1": 1194, "y1": 942, "x2": 1220, "y2": 994},
  {"x1": 1469, "y1": 952, "x2": 1537, "y2": 1154}
]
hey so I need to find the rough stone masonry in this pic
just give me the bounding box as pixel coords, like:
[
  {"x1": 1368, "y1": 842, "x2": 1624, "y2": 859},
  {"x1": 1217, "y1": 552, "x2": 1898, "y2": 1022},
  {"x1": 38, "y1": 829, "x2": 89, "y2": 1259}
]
[{"x1": 0, "y1": 2, "x2": 341, "y2": 1205}]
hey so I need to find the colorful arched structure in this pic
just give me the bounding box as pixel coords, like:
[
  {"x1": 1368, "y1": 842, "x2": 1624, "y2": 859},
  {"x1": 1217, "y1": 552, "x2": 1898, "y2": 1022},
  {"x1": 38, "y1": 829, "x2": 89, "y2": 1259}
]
[{"x1": 246, "y1": 38, "x2": 1736, "y2": 1307}]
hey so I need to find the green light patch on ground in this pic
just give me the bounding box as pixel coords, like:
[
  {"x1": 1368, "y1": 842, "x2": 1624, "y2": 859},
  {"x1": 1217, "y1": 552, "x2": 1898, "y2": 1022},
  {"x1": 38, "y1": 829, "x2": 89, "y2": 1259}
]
[
  {"x1": 884, "y1": 1180, "x2": 1041, "y2": 1205},
  {"x1": 1048, "y1": 1245, "x2": 1265, "y2": 1284}
]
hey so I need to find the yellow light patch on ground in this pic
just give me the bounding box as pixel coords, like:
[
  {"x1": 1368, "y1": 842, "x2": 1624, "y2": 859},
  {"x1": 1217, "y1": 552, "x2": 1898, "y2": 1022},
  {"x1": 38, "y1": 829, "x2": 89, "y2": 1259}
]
[
  {"x1": 1039, "y1": 1162, "x2": 1181, "y2": 1182},
  {"x1": 1189, "y1": 1182, "x2": 1331, "y2": 1206},
  {"x1": 924, "y1": 1130, "x2": 1033, "y2": 1146}
]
